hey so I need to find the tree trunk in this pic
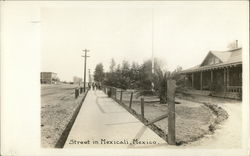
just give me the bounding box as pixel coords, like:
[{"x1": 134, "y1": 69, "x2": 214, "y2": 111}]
[{"x1": 159, "y1": 80, "x2": 168, "y2": 104}]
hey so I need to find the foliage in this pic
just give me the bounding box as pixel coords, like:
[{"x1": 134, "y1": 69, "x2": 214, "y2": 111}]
[
  {"x1": 102, "y1": 58, "x2": 184, "y2": 104},
  {"x1": 109, "y1": 58, "x2": 116, "y2": 73},
  {"x1": 155, "y1": 68, "x2": 169, "y2": 103},
  {"x1": 94, "y1": 63, "x2": 105, "y2": 82},
  {"x1": 138, "y1": 60, "x2": 153, "y2": 90},
  {"x1": 170, "y1": 66, "x2": 186, "y2": 92}
]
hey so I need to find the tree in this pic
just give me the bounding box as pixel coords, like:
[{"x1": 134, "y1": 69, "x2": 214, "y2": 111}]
[
  {"x1": 120, "y1": 60, "x2": 130, "y2": 89},
  {"x1": 109, "y1": 58, "x2": 116, "y2": 73},
  {"x1": 156, "y1": 69, "x2": 169, "y2": 104},
  {"x1": 130, "y1": 62, "x2": 140, "y2": 89},
  {"x1": 94, "y1": 63, "x2": 105, "y2": 82},
  {"x1": 138, "y1": 58, "x2": 166, "y2": 91},
  {"x1": 139, "y1": 60, "x2": 152, "y2": 90},
  {"x1": 171, "y1": 66, "x2": 186, "y2": 92},
  {"x1": 103, "y1": 59, "x2": 116, "y2": 86}
]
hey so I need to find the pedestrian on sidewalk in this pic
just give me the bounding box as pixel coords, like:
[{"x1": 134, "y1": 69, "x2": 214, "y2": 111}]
[
  {"x1": 98, "y1": 82, "x2": 101, "y2": 90},
  {"x1": 88, "y1": 82, "x2": 91, "y2": 90},
  {"x1": 92, "y1": 82, "x2": 96, "y2": 90},
  {"x1": 95, "y1": 82, "x2": 98, "y2": 90}
]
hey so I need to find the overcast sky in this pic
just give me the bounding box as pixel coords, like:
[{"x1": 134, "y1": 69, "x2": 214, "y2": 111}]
[{"x1": 41, "y1": 1, "x2": 248, "y2": 82}]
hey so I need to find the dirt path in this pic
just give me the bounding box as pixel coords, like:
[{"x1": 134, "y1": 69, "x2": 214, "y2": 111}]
[{"x1": 185, "y1": 100, "x2": 241, "y2": 148}]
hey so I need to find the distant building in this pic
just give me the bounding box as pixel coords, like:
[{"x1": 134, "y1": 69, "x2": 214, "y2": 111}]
[
  {"x1": 40, "y1": 72, "x2": 58, "y2": 84},
  {"x1": 73, "y1": 76, "x2": 82, "y2": 84},
  {"x1": 181, "y1": 47, "x2": 242, "y2": 99}
]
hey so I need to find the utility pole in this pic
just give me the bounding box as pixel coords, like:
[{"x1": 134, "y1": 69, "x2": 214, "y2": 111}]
[
  {"x1": 151, "y1": 8, "x2": 155, "y2": 91},
  {"x1": 82, "y1": 49, "x2": 90, "y2": 92}
]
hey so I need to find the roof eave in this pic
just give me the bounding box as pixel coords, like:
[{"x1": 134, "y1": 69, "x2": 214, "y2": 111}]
[{"x1": 180, "y1": 61, "x2": 242, "y2": 74}]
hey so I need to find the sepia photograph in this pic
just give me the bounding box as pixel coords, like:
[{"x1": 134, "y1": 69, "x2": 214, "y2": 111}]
[
  {"x1": 40, "y1": 2, "x2": 245, "y2": 149},
  {"x1": 1, "y1": 1, "x2": 249, "y2": 156}
]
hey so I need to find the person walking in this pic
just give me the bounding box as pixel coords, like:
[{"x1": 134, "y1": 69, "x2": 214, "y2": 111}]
[
  {"x1": 95, "y1": 82, "x2": 98, "y2": 90},
  {"x1": 88, "y1": 82, "x2": 91, "y2": 90},
  {"x1": 92, "y1": 82, "x2": 95, "y2": 90},
  {"x1": 98, "y1": 82, "x2": 101, "y2": 90}
]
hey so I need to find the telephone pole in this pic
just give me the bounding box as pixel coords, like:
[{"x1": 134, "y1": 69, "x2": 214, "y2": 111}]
[
  {"x1": 82, "y1": 49, "x2": 90, "y2": 92},
  {"x1": 151, "y1": 8, "x2": 155, "y2": 91}
]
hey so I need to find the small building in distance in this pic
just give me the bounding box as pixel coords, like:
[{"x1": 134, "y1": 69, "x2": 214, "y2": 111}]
[
  {"x1": 73, "y1": 76, "x2": 82, "y2": 84},
  {"x1": 181, "y1": 47, "x2": 242, "y2": 100},
  {"x1": 41, "y1": 72, "x2": 58, "y2": 84}
]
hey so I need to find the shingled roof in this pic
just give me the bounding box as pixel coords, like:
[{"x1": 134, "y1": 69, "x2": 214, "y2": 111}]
[{"x1": 181, "y1": 48, "x2": 242, "y2": 73}]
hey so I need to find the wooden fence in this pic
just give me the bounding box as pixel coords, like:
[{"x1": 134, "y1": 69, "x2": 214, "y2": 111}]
[
  {"x1": 102, "y1": 80, "x2": 176, "y2": 145},
  {"x1": 75, "y1": 86, "x2": 89, "y2": 99}
]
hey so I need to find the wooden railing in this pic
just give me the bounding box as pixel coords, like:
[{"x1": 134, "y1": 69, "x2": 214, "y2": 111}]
[
  {"x1": 102, "y1": 82, "x2": 177, "y2": 145},
  {"x1": 74, "y1": 86, "x2": 89, "y2": 99},
  {"x1": 227, "y1": 86, "x2": 242, "y2": 93}
]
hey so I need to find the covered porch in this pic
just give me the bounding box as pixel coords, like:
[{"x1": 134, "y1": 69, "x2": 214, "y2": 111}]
[{"x1": 183, "y1": 63, "x2": 242, "y2": 99}]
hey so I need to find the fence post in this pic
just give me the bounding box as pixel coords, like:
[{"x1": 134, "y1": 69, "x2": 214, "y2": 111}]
[
  {"x1": 75, "y1": 88, "x2": 79, "y2": 99},
  {"x1": 108, "y1": 87, "x2": 111, "y2": 97},
  {"x1": 120, "y1": 90, "x2": 123, "y2": 103},
  {"x1": 141, "y1": 97, "x2": 144, "y2": 120},
  {"x1": 115, "y1": 88, "x2": 117, "y2": 100},
  {"x1": 111, "y1": 87, "x2": 113, "y2": 98},
  {"x1": 167, "y1": 80, "x2": 176, "y2": 145},
  {"x1": 129, "y1": 92, "x2": 133, "y2": 108}
]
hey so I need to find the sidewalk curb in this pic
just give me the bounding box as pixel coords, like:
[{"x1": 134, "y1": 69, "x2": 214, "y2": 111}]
[{"x1": 55, "y1": 89, "x2": 89, "y2": 148}]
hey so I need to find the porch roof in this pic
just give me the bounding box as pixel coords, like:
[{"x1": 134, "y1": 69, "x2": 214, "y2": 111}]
[{"x1": 181, "y1": 48, "x2": 242, "y2": 74}]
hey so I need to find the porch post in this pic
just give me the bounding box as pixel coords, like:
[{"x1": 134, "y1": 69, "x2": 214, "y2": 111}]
[
  {"x1": 211, "y1": 70, "x2": 213, "y2": 83},
  {"x1": 226, "y1": 67, "x2": 230, "y2": 91},
  {"x1": 224, "y1": 68, "x2": 227, "y2": 91},
  {"x1": 192, "y1": 73, "x2": 194, "y2": 88},
  {"x1": 200, "y1": 71, "x2": 203, "y2": 90}
]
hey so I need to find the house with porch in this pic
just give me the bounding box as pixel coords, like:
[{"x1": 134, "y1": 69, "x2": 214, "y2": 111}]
[{"x1": 181, "y1": 47, "x2": 242, "y2": 99}]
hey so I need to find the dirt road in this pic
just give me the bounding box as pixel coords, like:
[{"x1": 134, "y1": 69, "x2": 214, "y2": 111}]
[{"x1": 41, "y1": 84, "x2": 85, "y2": 148}]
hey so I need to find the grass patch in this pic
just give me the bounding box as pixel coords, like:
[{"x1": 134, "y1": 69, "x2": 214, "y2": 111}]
[{"x1": 110, "y1": 91, "x2": 228, "y2": 145}]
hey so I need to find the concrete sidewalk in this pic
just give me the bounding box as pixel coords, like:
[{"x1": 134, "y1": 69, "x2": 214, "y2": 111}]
[{"x1": 64, "y1": 90, "x2": 167, "y2": 148}]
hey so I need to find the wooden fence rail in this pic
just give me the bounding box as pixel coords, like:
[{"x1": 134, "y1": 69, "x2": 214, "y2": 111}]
[
  {"x1": 129, "y1": 92, "x2": 133, "y2": 108},
  {"x1": 102, "y1": 83, "x2": 176, "y2": 145},
  {"x1": 141, "y1": 97, "x2": 144, "y2": 120}
]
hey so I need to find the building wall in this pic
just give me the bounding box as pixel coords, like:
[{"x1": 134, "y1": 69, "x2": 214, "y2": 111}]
[
  {"x1": 202, "y1": 71, "x2": 211, "y2": 90},
  {"x1": 193, "y1": 72, "x2": 201, "y2": 90},
  {"x1": 202, "y1": 54, "x2": 221, "y2": 66},
  {"x1": 41, "y1": 72, "x2": 57, "y2": 84},
  {"x1": 73, "y1": 76, "x2": 82, "y2": 84},
  {"x1": 229, "y1": 66, "x2": 242, "y2": 86},
  {"x1": 213, "y1": 69, "x2": 224, "y2": 92}
]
